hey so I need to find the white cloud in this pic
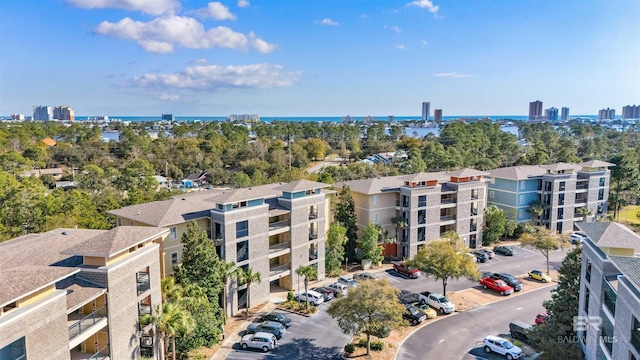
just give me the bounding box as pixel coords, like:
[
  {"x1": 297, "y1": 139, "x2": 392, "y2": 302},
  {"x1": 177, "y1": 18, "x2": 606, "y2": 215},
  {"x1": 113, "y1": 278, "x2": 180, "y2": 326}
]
[
  {"x1": 396, "y1": 44, "x2": 406, "y2": 50},
  {"x1": 192, "y1": 2, "x2": 236, "y2": 20},
  {"x1": 406, "y1": 0, "x2": 439, "y2": 16},
  {"x1": 158, "y1": 92, "x2": 181, "y2": 101},
  {"x1": 421, "y1": 40, "x2": 428, "y2": 47},
  {"x1": 94, "y1": 16, "x2": 276, "y2": 53},
  {"x1": 315, "y1": 18, "x2": 338, "y2": 26},
  {"x1": 128, "y1": 62, "x2": 301, "y2": 90},
  {"x1": 67, "y1": 0, "x2": 180, "y2": 15},
  {"x1": 237, "y1": 0, "x2": 250, "y2": 7},
  {"x1": 384, "y1": 25, "x2": 401, "y2": 33},
  {"x1": 433, "y1": 72, "x2": 473, "y2": 78}
]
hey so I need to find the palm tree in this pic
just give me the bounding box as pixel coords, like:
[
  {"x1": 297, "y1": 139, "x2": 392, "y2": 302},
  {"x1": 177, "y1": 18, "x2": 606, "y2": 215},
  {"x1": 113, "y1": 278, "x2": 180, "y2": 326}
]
[
  {"x1": 141, "y1": 302, "x2": 195, "y2": 360},
  {"x1": 296, "y1": 265, "x2": 318, "y2": 308},
  {"x1": 238, "y1": 267, "x2": 262, "y2": 316},
  {"x1": 577, "y1": 207, "x2": 592, "y2": 223},
  {"x1": 219, "y1": 260, "x2": 238, "y2": 322},
  {"x1": 391, "y1": 215, "x2": 408, "y2": 243},
  {"x1": 527, "y1": 200, "x2": 548, "y2": 226}
]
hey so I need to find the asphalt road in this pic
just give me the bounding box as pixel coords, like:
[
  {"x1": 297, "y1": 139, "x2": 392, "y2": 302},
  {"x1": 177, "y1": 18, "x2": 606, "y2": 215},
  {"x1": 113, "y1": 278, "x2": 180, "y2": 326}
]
[
  {"x1": 396, "y1": 284, "x2": 554, "y2": 360},
  {"x1": 224, "y1": 301, "x2": 350, "y2": 360}
]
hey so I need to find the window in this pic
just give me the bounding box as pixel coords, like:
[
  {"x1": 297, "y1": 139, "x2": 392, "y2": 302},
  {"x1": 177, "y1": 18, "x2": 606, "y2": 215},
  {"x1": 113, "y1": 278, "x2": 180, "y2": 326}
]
[
  {"x1": 518, "y1": 209, "x2": 524, "y2": 219},
  {"x1": 418, "y1": 210, "x2": 426, "y2": 224},
  {"x1": 237, "y1": 240, "x2": 249, "y2": 262},
  {"x1": 598, "y1": 189, "x2": 604, "y2": 201},
  {"x1": 601, "y1": 310, "x2": 614, "y2": 355},
  {"x1": 418, "y1": 195, "x2": 427, "y2": 207},
  {"x1": 373, "y1": 213, "x2": 379, "y2": 223},
  {"x1": 556, "y1": 222, "x2": 563, "y2": 233},
  {"x1": 130, "y1": 220, "x2": 135, "y2": 226},
  {"x1": 558, "y1": 193, "x2": 565, "y2": 205},
  {"x1": 489, "y1": 191, "x2": 495, "y2": 199},
  {"x1": 584, "y1": 288, "x2": 590, "y2": 314},
  {"x1": 373, "y1": 195, "x2": 379, "y2": 205},
  {"x1": 520, "y1": 181, "x2": 525, "y2": 190},
  {"x1": 600, "y1": 177, "x2": 606, "y2": 186},
  {"x1": 116, "y1": 218, "x2": 122, "y2": 226},
  {"x1": 0, "y1": 337, "x2": 26, "y2": 360},
  {"x1": 418, "y1": 227, "x2": 425, "y2": 242},
  {"x1": 557, "y1": 208, "x2": 564, "y2": 219},
  {"x1": 545, "y1": 182, "x2": 552, "y2": 191},
  {"x1": 586, "y1": 262, "x2": 592, "y2": 282},
  {"x1": 632, "y1": 316, "x2": 640, "y2": 353},
  {"x1": 236, "y1": 220, "x2": 249, "y2": 238},
  {"x1": 171, "y1": 252, "x2": 179, "y2": 267},
  {"x1": 559, "y1": 181, "x2": 566, "y2": 191},
  {"x1": 169, "y1": 226, "x2": 177, "y2": 240},
  {"x1": 603, "y1": 280, "x2": 617, "y2": 316},
  {"x1": 519, "y1": 195, "x2": 524, "y2": 204},
  {"x1": 402, "y1": 195, "x2": 409, "y2": 207}
]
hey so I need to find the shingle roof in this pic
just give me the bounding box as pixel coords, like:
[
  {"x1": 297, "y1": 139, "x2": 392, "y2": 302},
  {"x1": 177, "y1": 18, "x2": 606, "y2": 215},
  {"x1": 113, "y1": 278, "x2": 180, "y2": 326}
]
[
  {"x1": 0, "y1": 265, "x2": 79, "y2": 307},
  {"x1": 448, "y1": 168, "x2": 489, "y2": 178},
  {"x1": 577, "y1": 222, "x2": 640, "y2": 252},
  {"x1": 210, "y1": 183, "x2": 283, "y2": 204},
  {"x1": 61, "y1": 226, "x2": 168, "y2": 258},
  {"x1": 608, "y1": 256, "x2": 640, "y2": 293},
  {"x1": 487, "y1": 165, "x2": 547, "y2": 180},
  {"x1": 579, "y1": 160, "x2": 616, "y2": 168},
  {"x1": 107, "y1": 193, "x2": 217, "y2": 227},
  {"x1": 56, "y1": 276, "x2": 106, "y2": 312},
  {"x1": 540, "y1": 162, "x2": 582, "y2": 171},
  {"x1": 401, "y1": 172, "x2": 447, "y2": 183},
  {"x1": 337, "y1": 172, "x2": 460, "y2": 195},
  {"x1": 274, "y1": 179, "x2": 329, "y2": 192}
]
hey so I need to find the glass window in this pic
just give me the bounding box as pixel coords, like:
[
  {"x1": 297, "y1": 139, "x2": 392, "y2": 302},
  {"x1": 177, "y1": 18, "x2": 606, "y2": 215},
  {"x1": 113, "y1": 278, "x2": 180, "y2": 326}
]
[
  {"x1": 631, "y1": 316, "x2": 640, "y2": 353},
  {"x1": 418, "y1": 195, "x2": 427, "y2": 207},
  {"x1": 599, "y1": 177, "x2": 605, "y2": 186},
  {"x1": 236, "y1": 220, "x2": 249, "y2": 238},
  {"x1": 237, "y1": 240, "x2": 249, "y2": 262},
  {"x1": 598, "y1": 189, "x2": 604, "y2": 200},
  {"x1": 0, "y1": 337, "x2": 26, "y2": 360},
  {"x1": 518, "y1": 209, "x2": 524, "y2": 219},
  {"x1": 373, "y1": 213, "x2": 379, "y2": 223},
  {"x1": 586, "y1": 262, "x2": 592, "y2": 282},
  {"x1": 557, "y1": 208, "x2": 564, "y2": 219},
  {"x1": 520, "y1": 181, "x2": 525, "y2": 190},
  {"x1": 558, "y1": 193, "x2": 565, "y2": 205},
  {"x1": 418, "y1": 210, "x2": 426, "y2": 224},
  {"x1": 584, "y1": 288, "x2": 590, "y2": 314},
  {"x1": 489, "y1": 191, "x2": 495, "y2": 199},
  {"x1": 373, "y1": 195, "x2": 379, "y2": 205},
  {"x1": 170, "y1": 226, "x2": 177, "y2": 240},
  {"x1": 418, "y1": 227, "x2": 425, "y2": 242},
  {"x1": 519, "y1": 195, "x2": 524, "y2": 204},
  {"x1": 559, "y1": 181, "x2": 566, "y2": 191},
  {"x1": 171, "y1": 252, "x2": 179, "y2": 266}
]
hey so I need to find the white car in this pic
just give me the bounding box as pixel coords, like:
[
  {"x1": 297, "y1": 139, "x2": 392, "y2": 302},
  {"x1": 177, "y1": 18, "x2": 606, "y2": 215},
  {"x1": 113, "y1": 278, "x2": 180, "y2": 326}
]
[
  {"x1": 483, "y1": 335, "x2": 523, "y2": 360},
  {"x1": 296, "y1": 290, "x2": 325, "y2": 305},
  {"x1": 241, "y1": 331, "x2": 276, "y2": 352},
  {"x1": 326, "y1": 282, "x2": 348, "y2": 297},
  {"x1": 337, "y1": 276, "x2": 359, "y2": 288},
  {"x1": 571, "y1": 233, "x2": 585, "y2": 244}
]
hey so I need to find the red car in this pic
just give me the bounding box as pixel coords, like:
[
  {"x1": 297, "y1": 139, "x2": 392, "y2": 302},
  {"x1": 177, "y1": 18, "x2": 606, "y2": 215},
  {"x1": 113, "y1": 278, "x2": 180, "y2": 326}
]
[
  {"x1": 393, "y1": 262, "x2": 421, "y2": 279},
  {"x1": 535, "y1": 312, "x2": 548, "y2": 325},
  {"x1": 479, "y1": 277, "x2": 514, "y2": 296}
]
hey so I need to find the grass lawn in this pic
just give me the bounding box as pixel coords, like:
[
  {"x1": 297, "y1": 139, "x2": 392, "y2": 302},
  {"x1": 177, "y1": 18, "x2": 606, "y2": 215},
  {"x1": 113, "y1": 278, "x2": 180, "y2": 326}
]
[{"x1": 618, "y1": 205, "x2": 640, "y2": 224}]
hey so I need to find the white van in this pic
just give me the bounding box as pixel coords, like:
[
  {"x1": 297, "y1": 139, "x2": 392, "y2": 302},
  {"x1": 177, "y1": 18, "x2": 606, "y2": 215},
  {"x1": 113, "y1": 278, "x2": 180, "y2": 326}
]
[
  {"x1": 297, "y1": 290, "x2": 324, "y2": 306},
  {"x1": 338, "y1": 276, "x2": 359, "y2": 288},
  {"x1": 326, "y1": 282, "x2": 349, "y2": 297}
]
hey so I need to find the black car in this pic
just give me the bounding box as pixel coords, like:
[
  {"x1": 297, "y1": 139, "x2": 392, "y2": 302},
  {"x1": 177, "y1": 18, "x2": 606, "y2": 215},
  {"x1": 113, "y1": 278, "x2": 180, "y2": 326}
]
[
  {"x1": 494, "y1": 246, "x2": 514, "y2": 256},
  {"x1": 259, "y1": 313, "x2": 293, "y2": 328},
  {"x1": 490, "y1": 273, "x2": 523, "y2": 291},
  {"x1": 403, "y1": 304, "x2": 427, "y2": 325},
  {"x1": 473, "y1": 251, "x2": 489, "y2": 263},
  {"x1": 310, "y1": 286, "x2": 335, "y2": 301}
]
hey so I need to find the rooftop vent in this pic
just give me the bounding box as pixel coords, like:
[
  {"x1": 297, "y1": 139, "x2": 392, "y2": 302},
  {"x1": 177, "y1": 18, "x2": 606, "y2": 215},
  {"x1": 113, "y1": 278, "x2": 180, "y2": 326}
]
[{"x1": 61, "y1": 231, "x2": 68, "y2": 235}]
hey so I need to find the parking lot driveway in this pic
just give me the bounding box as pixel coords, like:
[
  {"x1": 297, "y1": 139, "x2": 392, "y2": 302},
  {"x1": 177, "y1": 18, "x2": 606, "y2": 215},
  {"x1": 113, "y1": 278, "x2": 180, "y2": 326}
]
[{"x1": 225, "y1": 304, "x2": 349, "y2": 360}]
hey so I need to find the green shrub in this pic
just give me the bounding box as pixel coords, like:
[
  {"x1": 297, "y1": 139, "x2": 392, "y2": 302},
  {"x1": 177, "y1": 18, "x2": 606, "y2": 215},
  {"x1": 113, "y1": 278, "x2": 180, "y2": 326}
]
[
  {"x1": 358, "y1": 338, "x2": 368, "y2": 347},
  {"x1": 344, "y1": 343, "x2": 355, "y2": 354},
  {"x1": 287, "y1": 291, "x2": 295, "y2": 302},
  {"x1": 514, "y1": 339, "x2": 522, "y2": 347},
  {"x1": 370, "y1": 340, "x2": 384, "y2": 351}
]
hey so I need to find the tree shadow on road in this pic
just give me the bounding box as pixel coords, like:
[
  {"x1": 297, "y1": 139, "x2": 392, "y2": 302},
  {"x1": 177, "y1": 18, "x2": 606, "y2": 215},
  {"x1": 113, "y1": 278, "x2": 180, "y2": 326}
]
[{"x1": 273, "y1": 337, "x2": 343, "y2": 360}]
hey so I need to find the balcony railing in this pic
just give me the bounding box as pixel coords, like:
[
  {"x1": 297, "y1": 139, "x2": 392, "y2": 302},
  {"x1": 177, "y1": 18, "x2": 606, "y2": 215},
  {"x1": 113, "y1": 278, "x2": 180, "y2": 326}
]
[
  {"x1": 269, "y1": 264, "x2": 290, "y2": 276},
  {"x1": 440, "y1": 214, "x2": 456, "y2": 221},
  {"x1": 470, "y1": 208, "x2": 478, "y2": 216},
  {"x1": 269, "y1": 219, "x2": 290, "y2": 231},
  {"x1": 309, "y1": 250, "x2": 318, "y2": 260},
  {"x1": 269, "y1": 242, "x2": 291, "y2": 254},
  {"x1": 309, "y1": 231, "x2": 318, "y2": 240},
  {"x1": 576, "y1": 183, "x2": 589, "y2": 190},
  {"x1": 69, "y1": 306, "x2": 108, "y2": 340},
  {"x1": 440, "y1": 197, "x2": 456, "y2": 204},
  {"x1": 89, "y1": 345, "x2": 111, "y2": 360},
  {"x1": 309, "y1": 211, "x2": 318, "y2": 220}
]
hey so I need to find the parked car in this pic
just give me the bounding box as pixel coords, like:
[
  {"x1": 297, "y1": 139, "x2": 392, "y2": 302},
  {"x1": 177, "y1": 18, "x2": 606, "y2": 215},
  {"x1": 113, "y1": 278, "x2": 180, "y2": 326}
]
[
  {"x1": 259, "y1": 313, "x2": 293, "y2": 328},
  {"x1": 535, "y1": 312, "x2": 548, "y2": 325},
  {"x1": 311, "y1": 286, "x2": 335, "y2": 301},
  {"x1": 480, "y1": 277, "x2": 514, "y2": 296},
  {"x1": 326, "y1": 282, "x2": 348, "y2": 297},
  {"x1": 241, "y1": 331, "x2": 277, "y2": 352},
  {"x1": 483, "y1": 335, "x2": 523, "y2": 359},
  {"x1": 392, "y1": 262, "x2": 421, "y2": 278},
  {"x1": 571, "y1": 233, "x2": 585, "y2": 244},
  {"x1": 473, "y1": 251, "x2": 489, "y2": 263},
  {"x1": 418, "y1": 291, "x2": 455, "y2": 314},
  {"x1": 246, "y1": 321, "x2": 286, "y2": 340},
  {"x1": 528, "y1": 270, "x2": 552, "y2": 283},
  {"x1": 476, "y1": 248, "x2": 495, "y2": 259},
  {"x1": 353, "y1": 272, "x2": 379, "y2": 282},
  {"x1": 415, "y1": 302, "x2": 438, "y2": 319},
  {"x1": 509, "y1": 321, "x2": 533, "y2": 343},
  {"x1": 403, "y1": 304, "x2": 427, "y2": 325},
  {"x1": 337, "y1": 276, "x2": 359, "y2": 288},
  {"x1": 490, "y1": 273, "x2": 523, "y2": 291},
  {"x1": 494, "y1": 246, "x2": 514, "y2": 256},
  {"x1": 296, "y1": 290, "x2": 325, "y2": 306}
]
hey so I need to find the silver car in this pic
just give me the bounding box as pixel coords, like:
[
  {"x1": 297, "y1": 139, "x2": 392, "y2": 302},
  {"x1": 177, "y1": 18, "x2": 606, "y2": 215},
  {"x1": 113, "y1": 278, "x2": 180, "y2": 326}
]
[{"x1": 241, "y1": 331, "x2": 277, "y2": 352}]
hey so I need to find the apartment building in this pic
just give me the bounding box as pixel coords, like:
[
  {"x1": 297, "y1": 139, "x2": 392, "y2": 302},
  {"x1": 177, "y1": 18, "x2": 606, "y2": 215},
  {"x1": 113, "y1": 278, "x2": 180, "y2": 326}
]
[
  {"x1": 108, "y1": 180, "x2": 331, "y2": 315},
  {"x1": 336, "y1": 168, "x2": 487, "y2": 259},
  {"x1": 577, "y1": 222, "x2": 640, "y2": 360},
  {"x1": 486, "y1": 161, "x2": 613, "y2": 233},
  {"x1": 0, "y1": 226, "x2": 169, "y2": 360}
]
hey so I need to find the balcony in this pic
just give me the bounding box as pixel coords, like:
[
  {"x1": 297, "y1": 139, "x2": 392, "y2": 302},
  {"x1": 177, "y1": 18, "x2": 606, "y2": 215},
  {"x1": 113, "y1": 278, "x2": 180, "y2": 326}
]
[
  {"x1": 441, "y1": 196, "x2": 456, "y2": 204},
  {"x1": 309, "y1": 250, "x2": 318, "y2": 261},
  {"x1": 470, "y1": 208, "x2": 478, "y2": 216},
  {"x1": 136, "y1": 272, "x2": 150, "y2": 295},
  {"x1": 576, "y1": 182, "x2": 589, "y2": 191},
  {"x1": 440, "y1": 214, "x2": 456, "y2": 222},
  {"x1": 269, "y1": 264, "x2": 290, "y2": 277},
  {"x1": 269, "y1": 242, "x2": 291, "y2": 254},
  {"x1": 68, "y1": 306, "x2": 108, "y2": 343},
  {"x1": 309, "y1": 231, "x2": 318, "y2": 240},
  {"x1": 70, "y1": 346, "x2": 110, "y2": 360},
  {"x1": 269, "y1": 219, "x2": 290, "y2": 231},
  {"x1": 309, "y1": 211, "x2": 318, "y2": 220}
]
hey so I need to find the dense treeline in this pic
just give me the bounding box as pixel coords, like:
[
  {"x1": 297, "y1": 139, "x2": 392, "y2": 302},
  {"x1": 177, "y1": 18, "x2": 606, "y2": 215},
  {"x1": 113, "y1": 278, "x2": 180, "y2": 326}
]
[{"x1": 0, "y1": 119, "x2": 639, "y2": 241}]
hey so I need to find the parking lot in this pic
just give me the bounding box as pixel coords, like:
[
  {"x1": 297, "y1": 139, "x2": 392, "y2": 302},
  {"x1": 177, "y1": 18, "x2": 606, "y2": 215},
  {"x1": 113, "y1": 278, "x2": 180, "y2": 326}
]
[{"x1": 223, "y1": 302, "x2": 350, "y2": 360}]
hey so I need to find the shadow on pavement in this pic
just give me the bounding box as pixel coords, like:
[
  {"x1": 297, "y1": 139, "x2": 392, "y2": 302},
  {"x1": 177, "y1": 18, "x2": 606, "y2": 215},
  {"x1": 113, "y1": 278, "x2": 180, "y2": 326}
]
[{"x1": 273, "y1": 337, "x2": 342, "y2": 360}]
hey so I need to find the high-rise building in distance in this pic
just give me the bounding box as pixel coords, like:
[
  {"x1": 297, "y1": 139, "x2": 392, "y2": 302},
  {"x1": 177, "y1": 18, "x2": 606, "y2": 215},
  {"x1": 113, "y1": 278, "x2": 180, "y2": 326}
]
[
  {"x1": 598, "y1": 108, "x2": 615, "y2": 120},
  {"x1": 422, "y1": 102, "x2": 430, "y2": 121},
  {"x1": 53, "y1": 106, "x2": 75, "y2": 121},
  {"x1": 529, "y1": 100, "x2": 543, "y2": 120},
  {"x1": 545, "y1": 107, "x2": 558, "y2": 121},
  {"x1": 161, "y1": 113, "x2": 174, "y2": 121},
  {"x1": 434, "y1": 109, "x2": 443, "y2": 125},
  {"x1": 33, "y1": 106, "x2": 53, "y2": 121},
  {"x1": 622, "y1": 105, "x2": 639, "y2": 120},
  {"x1": 561, "y1": 107, "x2": 570, "y2": 121}
]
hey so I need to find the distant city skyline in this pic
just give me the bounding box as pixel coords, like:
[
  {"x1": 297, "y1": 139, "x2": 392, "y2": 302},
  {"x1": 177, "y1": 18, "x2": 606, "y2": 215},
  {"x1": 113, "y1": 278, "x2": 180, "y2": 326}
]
[{"x1": 1, "y1": 1, "x2": 639, "y2": 116}]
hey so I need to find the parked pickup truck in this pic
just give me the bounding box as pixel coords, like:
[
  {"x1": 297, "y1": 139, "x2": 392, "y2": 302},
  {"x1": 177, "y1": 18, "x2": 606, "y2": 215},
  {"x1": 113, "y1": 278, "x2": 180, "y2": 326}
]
[
  {"x1": 479, "y1": 277, "x2": 514, "y2": 296},
  {"x1": 418, "y1": 291, "x2": 455, "y2": 314},
  {"x1": 392, "y1": 262, "x2": 421, "y2": 279}
]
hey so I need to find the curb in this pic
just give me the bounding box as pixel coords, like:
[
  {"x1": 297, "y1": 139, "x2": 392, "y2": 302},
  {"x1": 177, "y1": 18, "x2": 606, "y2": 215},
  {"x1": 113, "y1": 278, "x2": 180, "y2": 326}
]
[{"x1": 392, "y1": 312, "x2": 459, "y2": 360}]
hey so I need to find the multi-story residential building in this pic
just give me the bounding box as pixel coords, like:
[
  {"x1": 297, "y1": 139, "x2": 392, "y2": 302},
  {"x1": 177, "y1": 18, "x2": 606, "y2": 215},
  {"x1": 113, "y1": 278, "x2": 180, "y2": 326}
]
[
  {"x1": 622, "y1": 105, "x2": 640, "y2": 120},
  {"x1": 486, "y1": 161, "x2": 613, "y2": 233},
  {"x1": 0, "y1": 226, "x2": 169, "y2": 360},
  {"x1": 545, "y1": 107, "x2": 558, "y2": 121},
  {"x1": 33, "y1": 105, "x2": 53, "y2": 121},
  {"x1": 422, "y1": 101, "x2": 431, "y2": 121},
  {"x1": 577, "y1": 222, "x2": 640, "y2": 360},
  {"x1": 598, "y1": 108, "x2": 616, "y2": 120},
  {"x1": 434, "y1": 109, "x2": 443, "y2": 125},
  {"x1": 10, "y1": 113, "x2": 24, "y2": 121},
  {"x1": 108, "y1": 180, "x2": 331, "y2": 315},
  {"x1": 529, "y1": 100, "x2": 543, "y2": 120},
  {"x1": 53, "y1": 106, "x2": 75, "y2": 121},
  {"x1": 561, "y1": 107, "x2": 570, "y2": 121},
  {"x1": 161, "y1": 113, "x2": 174, "y2": 121},
  {"x1": 335, "y1": 169, "x2": 487, "y2": 259}
]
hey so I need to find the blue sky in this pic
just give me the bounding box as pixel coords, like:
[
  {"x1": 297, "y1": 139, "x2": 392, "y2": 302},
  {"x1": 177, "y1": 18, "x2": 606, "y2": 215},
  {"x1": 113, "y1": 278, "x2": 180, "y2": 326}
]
[{"x1": 1, "y1": 0, "x2": 639, "y2": 117}]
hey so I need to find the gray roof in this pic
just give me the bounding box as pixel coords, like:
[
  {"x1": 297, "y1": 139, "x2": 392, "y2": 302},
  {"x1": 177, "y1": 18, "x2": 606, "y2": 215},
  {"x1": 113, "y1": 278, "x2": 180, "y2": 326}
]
[
  {"x1": 577, "y1": 222, "x2": 640, "y2": 252},
  {"x1": 61, "y1": 226, "x2": 168, "y2": 258},
  {"x1": 608, "y1": 256, "x2": 640, "y2": 293},
  {"x1": 336, "y1": 171, "x2": 493, "y2": 195},
  {"x1": 211, "y1": 183, "x2": 283, "y2": 204},
  {"x1": 540, "y1": 162, "x2": 582, "y2": 172},
  {"x1": 0, "y1": 265, "x2": 79, "y2": 307},
  {"x1": 448, "y1": 168, "x2": 489, "y2": 178},
  {"x1": 487, "y1": 165, "x2": 548, "y2": 180},
  {"x1": 401, "y1": 172, "x2": 446, "y2": 183},
  {"x1": 579, "y1": 160, "x2": 615, "y2": 168},
  {"x1": 275, "y1": 179, "x2": 329, "y2": 192},
  {"x1": 56, "y1": 276, "x2": 106, "y2": 312}
]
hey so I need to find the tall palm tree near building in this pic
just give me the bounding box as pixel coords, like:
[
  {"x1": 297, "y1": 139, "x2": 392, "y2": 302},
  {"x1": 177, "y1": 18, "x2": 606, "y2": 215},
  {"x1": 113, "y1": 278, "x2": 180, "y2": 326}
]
[
  {"x1": 296, "y1": 265, "x2": 318, "y2": 308},
  {"x1": 391, "y1": 215, "x2": 408, "y2": 243},
  {"x1": 238, "y1": 267, "x2": 262, "y2": 316},
  {"x1": 220, "y1": 260, "x2": 239, "y2": 321},
  {"x1": 577, "y1": 207, "x2": 592, "y2": 223},
  {"x1": 141, "y1": 302, "x2": 195, "y2": 360},
  {"x1": 527, "y1": 200, "x2": 548, "y2": 226}
]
